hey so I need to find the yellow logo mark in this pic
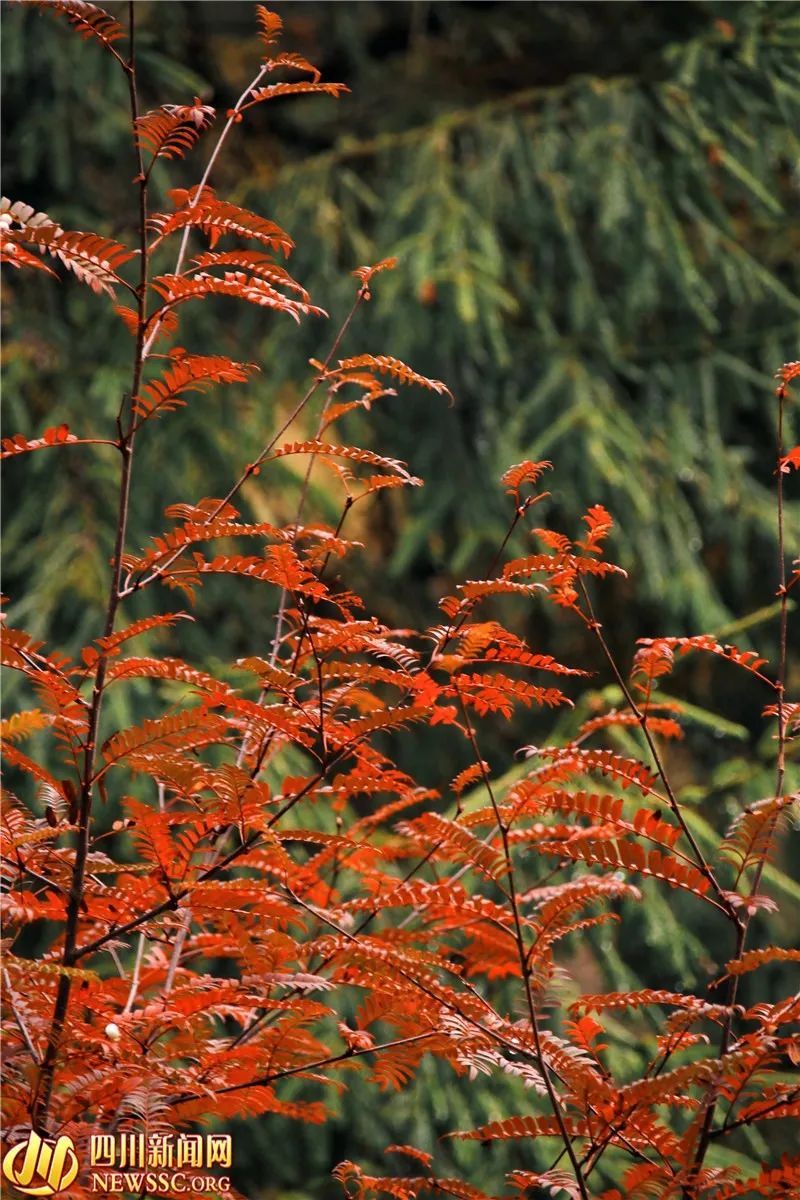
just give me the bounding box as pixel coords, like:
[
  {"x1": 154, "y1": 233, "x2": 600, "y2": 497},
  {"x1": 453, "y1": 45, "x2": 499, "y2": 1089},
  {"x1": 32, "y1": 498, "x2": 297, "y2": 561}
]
[{"x1": 2, "y1": 1131, "x2": 79, "y2": 1196}]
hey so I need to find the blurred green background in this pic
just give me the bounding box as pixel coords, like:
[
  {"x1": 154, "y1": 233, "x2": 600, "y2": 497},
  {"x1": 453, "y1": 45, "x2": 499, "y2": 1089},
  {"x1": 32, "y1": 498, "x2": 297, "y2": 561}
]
[{"x1": 2, "y1": 2, "x2": 799, "y2": 1196}]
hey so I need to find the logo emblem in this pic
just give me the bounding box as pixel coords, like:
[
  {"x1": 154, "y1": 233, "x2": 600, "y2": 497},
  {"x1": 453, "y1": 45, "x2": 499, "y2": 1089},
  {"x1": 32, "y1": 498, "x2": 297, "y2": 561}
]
[{"x1": 2, "y1": 1131, "x2": 79, "y2": 1196}]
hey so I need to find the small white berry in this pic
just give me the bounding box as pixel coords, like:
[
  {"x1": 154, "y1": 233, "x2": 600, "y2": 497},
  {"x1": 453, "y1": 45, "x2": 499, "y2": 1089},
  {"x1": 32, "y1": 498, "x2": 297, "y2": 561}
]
[{"x1": 105, "y1": 1022, "x2": 121, "y2": 1041}]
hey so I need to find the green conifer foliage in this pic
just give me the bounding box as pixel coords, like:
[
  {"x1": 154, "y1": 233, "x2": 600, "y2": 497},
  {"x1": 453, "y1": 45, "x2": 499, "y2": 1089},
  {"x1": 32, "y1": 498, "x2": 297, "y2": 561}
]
[
  {"x1": 246, "y1": 1, "x2": 800, "y2": 633},
  {"x1": 3, "y1": 0, "x2": 798, "y2": 658}
]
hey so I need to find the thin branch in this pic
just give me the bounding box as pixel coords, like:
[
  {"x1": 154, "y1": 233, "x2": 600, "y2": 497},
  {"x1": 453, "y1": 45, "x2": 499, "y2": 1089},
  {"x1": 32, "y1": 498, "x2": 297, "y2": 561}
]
[
  {"x1": 121, "y1": 934, "x2": 146, "y2": 1015},
  {"x1": 140, "y1": 65, "x2": 269, "y2": 359},
  {"x1": 170, "y1": 1033, "x2": 436, "y2": 1108},
  {"x1": 578, "y1": 578, "x2": 735, "y2": 918},
  {"x1": 3, "y1": 969, "x2": 42, "y2": 1065},
  {"x1": 242, "y1": 490, "x2": 355, "y2": 777},
  {"x1": 428, "y1": 494, "x2": 542, "y2": 670},
  {"x1": 73, "y1": 829, "x2": 261, "y2": 961},
  {"x1": 73, "y1": 736, "x2": 368, "y2": 963},
  {"x1": 709, "y1": 1089, "x2": 800, "y2": 1139},
  {"x1": 279, "y1": 883, "x2": 555, "y2": 1069},
  {"x1": 682, "y1": 376, "x2": 792, "y2": 1196},
  {"x1": 454, "y1": 683, "x2": 590, "y2": 1200},
  {"x1": 236, "y1": 394, "x2": 339, "y2": 767},
  {"x1": 162, "y1": 909, "x2": 190, "y2": 997},
  {"x1": 230, "y1": 493, "x2": 546, "y2": 1051},
  {"x1": 121, "y1": 285, "x2": 368, "y2": 600},
  {"x1": 32, "y1": 1, "x2": 149, "y2": 1131}
]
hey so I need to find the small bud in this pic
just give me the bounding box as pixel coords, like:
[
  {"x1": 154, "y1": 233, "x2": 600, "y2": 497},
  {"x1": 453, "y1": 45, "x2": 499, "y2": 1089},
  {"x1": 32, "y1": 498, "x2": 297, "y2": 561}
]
[
  {"x1": 418, "y1": 279, "x2": 438, "y2": 307},
  {"x1": 105, "y1": 1022, "x2": 121, "y2": 1041}
]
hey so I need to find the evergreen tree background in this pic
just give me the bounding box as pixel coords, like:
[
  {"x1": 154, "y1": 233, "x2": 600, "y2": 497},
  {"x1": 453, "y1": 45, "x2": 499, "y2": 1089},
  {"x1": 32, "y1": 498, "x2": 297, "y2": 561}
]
[
  {"x1": 5, "y1": 1, "x2": 799, "y2": 651},
  {"x1": 2, "y1": 2, "x2": 798, "y2": 1196}
]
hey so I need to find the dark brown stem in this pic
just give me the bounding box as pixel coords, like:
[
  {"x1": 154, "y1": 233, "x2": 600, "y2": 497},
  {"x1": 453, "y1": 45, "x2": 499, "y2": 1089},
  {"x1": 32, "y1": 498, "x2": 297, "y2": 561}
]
[
  {"x1": 709, "y1": 1088, "x2": 799, "y2": 1139},
  {"x1": 121, "y1": 287, "x2": 368, "y2": 599},
  {"x1": 683, "y1": 379, "x2": 790, "y2": 1197},
  {"x1": 551, "y1": 577, "x2": 740, "y2": 1185},
  {"x1": 31, "y1": 3, "x2": 148, "y2": 1131},
  {"x1": 140, "y1": 64, "x2": 270, "y2": 357},
  {"x1": 243, "y1": 491, "x2": 355, "y2": 776},
  {"x1": 169, "y1": 1032, "x2": 436, "y2": 1109},
  {"x1": 229, "y1": 492, "x2": 548, "y2": 1052},
  {"x1": 234, "y1": 405, "x2": 342, "y2": 767},
  {"x1": 299, "y1": 603, "x2": 327, "y2": 758},
  {"x1": 3, "y1": 969, "x2": 42, "y2": 1066},
  {"x1": 279, "y1": 883, "x2": 572, "y2": 1074},
  {"x1": 454, "y1": 684, "x2": 590, "y2": 1200},
  {"x1": 429, "y1": 493, "x2": 543, "y2": 668},
  {"x1": 578, "y1": 579, "x2": 735, "y2": 919},
  {"x1": 73, "y1": 830, "x2": 260, "y2": 961},
  {"x1": 73, "y1": 726, "x2": 371, "y2": 962}
]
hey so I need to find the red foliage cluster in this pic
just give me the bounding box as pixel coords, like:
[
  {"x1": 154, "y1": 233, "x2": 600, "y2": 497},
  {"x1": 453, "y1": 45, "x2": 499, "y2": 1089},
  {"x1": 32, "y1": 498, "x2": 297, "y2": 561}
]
[{"x1": 1, "y1": 5, "x2": 798, "y2": 1199}]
